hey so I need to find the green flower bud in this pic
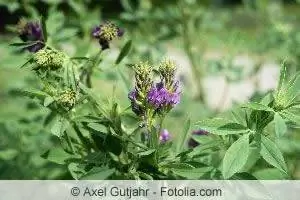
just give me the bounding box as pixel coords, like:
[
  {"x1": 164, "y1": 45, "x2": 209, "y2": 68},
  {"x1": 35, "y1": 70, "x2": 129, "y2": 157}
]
[
  {"x1": 274, "y1": 89, "x2": 289, "y2": 111},
  {"x1": 133, "y1": 62, "x2": 153, "y2": 94},
  {"x1": 100, "y1": 22, "x2": 120, "y2": 41},
  {"x1": 34, "y1": 48, "x2": 65, "y2": 70},
  {"x1": 58, "y1": 89, "x2": 76, "y2": 110},
  {"x1": 159, "y1": 59, "x2": 177, "y2": 91}
]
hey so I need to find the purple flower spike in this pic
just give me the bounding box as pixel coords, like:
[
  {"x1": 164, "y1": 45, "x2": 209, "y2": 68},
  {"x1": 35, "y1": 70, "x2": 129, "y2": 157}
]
[
  {"x1": 17, "y1": 19, "x2": 45, "y2": 52},
  {"x1": 159, "y1": 129, "x2": 170, "y2": 143},
  {"x1": 188, "y1": 129, "x2": 209, "y2": 148},
  {"x1": 147, "y1": 82, "x2": 180, "y2": 112}
]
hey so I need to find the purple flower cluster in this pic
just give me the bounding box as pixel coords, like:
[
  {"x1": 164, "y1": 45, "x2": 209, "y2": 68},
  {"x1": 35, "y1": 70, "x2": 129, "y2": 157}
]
[
  {"x1": 147, "y1": 82, "x2": 180, "y2": 111},
  {"x1": 159, "y1": 129, "x2": 170, "y2": 143},
  {"x1": 17, "y1": 20, "x2": 45, "y2": 52},
  {"x1": 128, "y1": 81, "x2": 180, "y2": 116},
  {"x1": 188, "y1": 129, "x2": 209, "y2": 148},
  {"x1": 92, "y1": 22, "x2": 124, "y2": 50}
]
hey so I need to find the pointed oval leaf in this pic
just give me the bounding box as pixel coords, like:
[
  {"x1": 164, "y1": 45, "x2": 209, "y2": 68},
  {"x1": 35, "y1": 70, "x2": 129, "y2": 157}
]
[
  {"x1": 274, "y1": 113, "x2": 287, "y2": 137},
  {"x1": 280, "y1": 110, "x2": 300, "y2": 124},
  {"x1": 242, "y1": 102, "x2": 273, "y2": 112},
  {"x1": 51, "y1": 117, "x2": 69, "y2": 137},
  {"x1": 115, "y1": 40, "x2": 132, "y2": 64},
  {"x1": 222, "y1": 134, "x2": 250, "y2": 179},
  {"x1": 171, "y1": 167, "x2": 212, "y2": 179},
  {"x1": 40, "y1": 16, "x2": 48, "y2": 42},
  {"x1": 87, "y1": 123, "x2": 108, "y2": 133},
  {"x1": 260, "y1": 135, "x2": 288, "y2": 174},
  {"x1": 176, "y1": 117, "x2": 191, "y2": 153},
  {"x1": 197, "y1": 118, "x2": 250, "y2": 135},
  {"x1": 80, "y1": 167, "x2": 115, "y2": 180},
  {"x1": 44, "y1": 96, "x2": 55, "y2": 107}
]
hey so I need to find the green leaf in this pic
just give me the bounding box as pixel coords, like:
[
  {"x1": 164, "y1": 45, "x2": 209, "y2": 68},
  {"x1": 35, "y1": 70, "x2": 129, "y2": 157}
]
[
  {"x1": 41, "y1": 147, "x2": 74, "y2": 165},
  {"x1": 81, "y1": 167, "x2": 115, "y2": 180},
  {"x1": 171, "y1": 167, "x2": 212, "y2": 179},
  {"x1": 44, "y1": 96, "x2": 54, "y2": 107},
  {"x1": 40, "y1": 16, "x2": 48, "y2": 42},
  {"x1": 138, "y1": 149, "x2": 156, "y2": 157},
  {"x1": 137, "y1": 172, "x2": 153, "y2": 180},
  {"x1": 242, "y1": 147, "x2": 260, "y2": 171},
  {"x1": 9, "y1": 41, "x2": 39, "y2": 47},
  {"x1": 260, "y1": 135, "x2": 288, "y2": 174},
  {"x1": 20, "y1": 57, "x2": 34, "y2": 68},
  {"x1": 162, "y1": 163, "x2": 194, "y2": 170},
  {"x1": 51, "y1": 117, "x2": 69, "y2": 137},
  {"x1": 189, "y1": 140, "x2": 222, "y2": 156},
  {"x1": 54, "y1": 28, "x2": 78, "y2": 41},
  {"x1": 71, "y1": 56, "x2": 90, "y2": 61},
  {"x1": 0, "y1": 149, "x2": 18, "y2": 160},
  {"x1": 253, "y1": 168, "x2": 288, "y2": 180},
  {"x1": 222, "y1": 134, "x2": 250, "y2": 179},
  {"x1": 115, "y1": 40, "x2": 132, "y2": 64},
  {"x1": 176, "y1": 117, "x2": 191, "y2": 153},
  {"x1": 242, "y1": 102, "x2": 273, "y2": 112},
  {"x1": 68, "y1": 162, "x2": 86, "y2": 180},
  {"x1": 87, "y1": 123, "x2": 108, "y2": 133},
  {"x1": 191, "y1": 134, "x2": 213, "y2": 144},
  {"x1": 197, "y1": 118, "x2": 250, "y2": 135},
  {"x1": 280, "y1": 110, "x2": 300, "y2": 124},
  {"x1": 274, "y1": 113, "x2": 287, "y2": 137},
  {"x1": 18, "y1": 89, "x2": 48, "y2": 100}
]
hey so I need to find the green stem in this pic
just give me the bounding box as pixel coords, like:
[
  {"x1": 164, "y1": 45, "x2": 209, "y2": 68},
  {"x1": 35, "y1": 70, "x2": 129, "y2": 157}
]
[
  {"x1": 86, "y1": 50, "x2": 102, "y2": 88},
  {"x1": 179, "y1": 2, "x2": 205, "y2": 102},
  {"x1": 112, "y1": 133, "x2": 148, "y2": 150}
]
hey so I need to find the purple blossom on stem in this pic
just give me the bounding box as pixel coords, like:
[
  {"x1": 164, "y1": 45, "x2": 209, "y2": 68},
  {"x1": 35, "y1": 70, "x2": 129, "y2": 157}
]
[
  {"x1": 17, "y1": 20, "x2": 45, "y2": 52},
  {"x1": 147, "y1": 82, "x2": 180, "y2": 111},
  {"x1": 92, "y1": 22, "x2": 124, "y2": 50},
  {"x1": 188, "y1": 129, "x2": 209, "y2": 148},
  {"x1": 159, "y1": 129, "x2": 170, "y2": 143}
]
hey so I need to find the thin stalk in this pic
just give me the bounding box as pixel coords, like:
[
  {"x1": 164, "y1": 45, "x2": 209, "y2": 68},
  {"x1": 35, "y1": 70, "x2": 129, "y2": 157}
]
[
  {"x1": 179, "y1": 3, "x2": 205, "y2": 102},
  {"x1": 86, "y1": 50, "x2": 102, "y2": 88},
  {"x1": 112, "y1": 133, "x2": 148, "y2": 150}
]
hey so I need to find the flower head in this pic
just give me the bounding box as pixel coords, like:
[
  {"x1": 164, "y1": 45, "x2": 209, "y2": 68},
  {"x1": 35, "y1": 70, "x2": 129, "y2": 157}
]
[
  {"x1": 92, "y1": 22, "x2": 124, "y2": 50},
  {"x1": 128, "y1": 60, "x2": 181, "y2": 117},
  {"x1": 159, "y1": 129, "x2": 170, "y2": 143},
  {"x1": 34, "y1": 48, "x2": 65, "y2": 70},
  {"x1": 17, "y1": 19, "x2": 45, "y2": 52},
  {"x1": 58, "y1": 89, "x2": 77, "y2": 110},
  {"x1": 188, "y1": 129, "x2": 208, "y2": 148},
  {"x1": 147, "y1": 81, "x2": 180, "y2": 113},
  {"x1": 128, "y1": 62, "x2": 153, "y2": 116}
]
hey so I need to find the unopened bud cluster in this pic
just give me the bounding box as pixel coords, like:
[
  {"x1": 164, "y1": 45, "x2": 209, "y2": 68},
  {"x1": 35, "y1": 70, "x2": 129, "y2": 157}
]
[
  {"x1": 128, "y1": 62, "x2": 153, "y2": 116},
  {"x1": 92, "y1": 22, "x2": 124, "y2": 50},
  {"x1": 34, "y1": 49, "x2": 65, "y2": 70},
  {"x1": 57, "y1": 89, "x2": 77, "y2": 110}
]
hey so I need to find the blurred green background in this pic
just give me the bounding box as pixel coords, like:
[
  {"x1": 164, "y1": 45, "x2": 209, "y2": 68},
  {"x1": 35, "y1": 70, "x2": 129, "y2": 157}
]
[{"x1": 0, "y1": 0, "x2": 300, "y2": 179}]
